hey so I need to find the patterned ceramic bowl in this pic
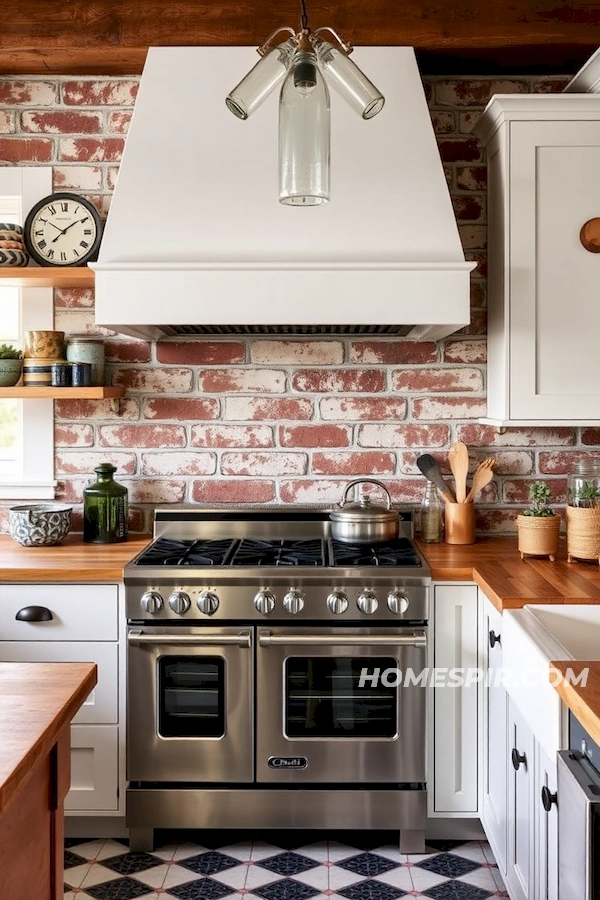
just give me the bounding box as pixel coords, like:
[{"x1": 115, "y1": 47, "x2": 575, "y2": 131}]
[{"x1": 9, "y1": 504, "x2": 72, "y2": 546}]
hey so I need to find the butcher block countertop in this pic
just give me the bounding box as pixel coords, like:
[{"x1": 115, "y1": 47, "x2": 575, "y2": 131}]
[
  {"x1": 0, "y1": 662, "x2": 96, "y2": 812},
  {"x1": 550, "y1": 661, "x2": 600, "y2": 747},
  {"x1": 0, "y1": 533, "x2": 150, "y2": 581},
  {"x1": 0, "y1": 533, "x2": 600, "y2": 611},
  {"x1": 418, "y1": 537, "x2": 600, "y2": 612}
]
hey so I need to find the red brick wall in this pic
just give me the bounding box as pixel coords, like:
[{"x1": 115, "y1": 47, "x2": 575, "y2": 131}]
[{"x1": 2, "y1": 73, "x2": 597, "y2": 534}]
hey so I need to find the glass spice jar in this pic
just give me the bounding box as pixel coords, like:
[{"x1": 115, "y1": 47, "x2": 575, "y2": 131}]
[
  {"x1": 420, "y1": 481, "x2": 443, "y2": 543},
  {"x1": 83, "y1": 463, "x2": 128, "y2": 544},
  {"x1": 567, "y1": 461, "x2": 600, "y2": 508}
]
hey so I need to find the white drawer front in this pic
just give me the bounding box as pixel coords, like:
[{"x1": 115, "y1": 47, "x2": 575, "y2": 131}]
[
  {"x1": 66, "y1": 725, "x2": 119, "y2": 811},
  {"x1": 0, "y1": 642, "x2": 117, "y2": 724},
  {"x1": 0, "y1": 585, "x2": 118, "y2": 641}
]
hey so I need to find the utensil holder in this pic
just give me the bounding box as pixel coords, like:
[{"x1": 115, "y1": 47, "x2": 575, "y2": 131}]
[{"x1": 445, "y1": 502, "x2": 475, "y2": 545}]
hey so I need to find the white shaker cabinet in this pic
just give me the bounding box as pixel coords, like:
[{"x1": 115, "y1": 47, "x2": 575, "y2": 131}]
[
  {"x1": 474, "y1": 96, "x2": 600, "y2": 426},
  {"x1": 507, "y1": 697, "x2": 535, "y2": 900},
  {"x1": 478, "y1": 590, "x2": 508, "y2": 877},
  {"x1": 0, "y1": 584, "x2": 124, "y2": 814},
  {"x1": 430, "y1": 583, "x2": 479, "y2": 815}
]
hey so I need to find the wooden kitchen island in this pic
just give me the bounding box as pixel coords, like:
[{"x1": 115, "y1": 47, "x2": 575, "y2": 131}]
[{"x1": 0, "y1": 662, "x2": 97, "y2": 900}]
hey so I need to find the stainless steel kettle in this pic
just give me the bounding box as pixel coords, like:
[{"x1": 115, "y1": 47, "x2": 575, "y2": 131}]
[{"x1": 329, "y1": 479, "x2": 399, "y2": 544}]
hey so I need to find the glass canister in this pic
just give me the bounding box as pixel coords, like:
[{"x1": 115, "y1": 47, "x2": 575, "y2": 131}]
[
  {"x1": 66, "y1": 337, "x2": 105, "y2": 386},
  {"x1": 420, "y1": 481, "x2": 444, "y2": 543},
  {"x1": 83, "y1": 463, "x2": 128, "y2": 544},
  {"x1": 567, "y1": 461, "x2": 600, "y2": 508}
]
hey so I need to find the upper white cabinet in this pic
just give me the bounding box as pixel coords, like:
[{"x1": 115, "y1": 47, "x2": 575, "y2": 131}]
[{"x1": 474, "y1": 96, "x2": 600, "y2": 426}]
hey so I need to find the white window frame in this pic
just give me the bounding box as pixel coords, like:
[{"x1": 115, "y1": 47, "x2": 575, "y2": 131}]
[{"x1": 0, "y1": 167, "x2": 55, "y2": 499}]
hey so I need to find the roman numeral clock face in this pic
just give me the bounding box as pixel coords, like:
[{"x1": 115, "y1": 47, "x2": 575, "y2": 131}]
[{"x1": 24, "y1": 192, "x2": 103, "y2": 267}]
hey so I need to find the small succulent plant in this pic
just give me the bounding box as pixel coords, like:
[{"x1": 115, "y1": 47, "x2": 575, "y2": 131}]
[
  {"x1": 523, "y1": 481, "x2": 555, "y2": 517},
  {"x1": 0, "y1": 344, "x2": 22, "y2": 360}
]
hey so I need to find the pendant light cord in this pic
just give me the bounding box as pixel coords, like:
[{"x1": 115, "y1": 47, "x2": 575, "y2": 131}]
[{"x1": 299, "y1": 0, "x2": 309, "y2": 32}]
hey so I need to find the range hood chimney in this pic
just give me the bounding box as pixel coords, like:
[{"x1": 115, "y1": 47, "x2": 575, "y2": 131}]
[{"x1": 93, "y1": 47, "x2": 474, "y2": 340}]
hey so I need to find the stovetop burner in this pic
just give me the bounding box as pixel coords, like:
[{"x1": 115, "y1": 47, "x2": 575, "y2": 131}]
[
  {"x1": 229, "y1": 539, "x2": 326, "y2": 567},
  {"x1": 134, "y1": 535, "x2": 421, "y2": 568},
  {"x1": 134, "y1": 537, "x2": 236, "y2": 567},
  {"x1": 331, "y1": 538, "x2": 421, "y2": 567}
]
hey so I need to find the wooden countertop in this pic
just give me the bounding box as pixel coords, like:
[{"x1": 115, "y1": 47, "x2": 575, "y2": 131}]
[
  {"x1": 418, "y1": 537, "x2": 600, "y2": 612},
  {"x1": 1, "y1": 532, "x2": 600, "y2": 611},
  {"x1": 550, "y1": 661, "x2": 600, "y2": 747},
  {"x1": 0, "y1": 533, "x2": 150, "y2": 581},
  {"x1": 0, "y1": 662, "x2": 96, "y2": 812}
]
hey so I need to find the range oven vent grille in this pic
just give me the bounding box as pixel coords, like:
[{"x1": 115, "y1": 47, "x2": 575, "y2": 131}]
[{"x1": 166, "y1": 324, "x2": 413, "y2": 336}]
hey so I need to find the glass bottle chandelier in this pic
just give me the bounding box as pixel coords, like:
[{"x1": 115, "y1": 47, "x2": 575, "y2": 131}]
[{"x1": 225, "y1": 0, "x2": 385, "y2": 206}]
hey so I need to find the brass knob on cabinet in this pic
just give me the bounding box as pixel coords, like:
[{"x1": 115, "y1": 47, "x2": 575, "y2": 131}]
[{"x1": 580, "y1": 217, "x2": 600, "y2": 253}]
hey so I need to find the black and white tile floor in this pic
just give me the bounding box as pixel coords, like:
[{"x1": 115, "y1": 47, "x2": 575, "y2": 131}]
[{"x1": 64, "y1": 833, "x2": 508, "y2": 900}]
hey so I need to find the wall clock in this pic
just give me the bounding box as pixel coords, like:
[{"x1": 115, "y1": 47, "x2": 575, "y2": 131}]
[{"x1": 24, "y1": 192, "x2": 103, "y2": 267}]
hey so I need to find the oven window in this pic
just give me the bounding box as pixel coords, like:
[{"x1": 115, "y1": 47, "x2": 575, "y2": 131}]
[
  {"x1": 285, "y1": 657, "x2": 396, "y2": 738},
  {"x1": 158, "y1": 656, "x2": 225, "y2": 738}
]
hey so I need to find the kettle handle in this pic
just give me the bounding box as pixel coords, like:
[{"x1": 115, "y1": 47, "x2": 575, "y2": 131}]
[{"x1": 340, "y1": 479, "x2": 392, "y2": 509}]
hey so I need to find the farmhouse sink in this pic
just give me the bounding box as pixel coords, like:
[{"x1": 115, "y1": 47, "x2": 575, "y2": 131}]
[{"x1": 503, "y1": 604, "x2": 600, "y2": 756}]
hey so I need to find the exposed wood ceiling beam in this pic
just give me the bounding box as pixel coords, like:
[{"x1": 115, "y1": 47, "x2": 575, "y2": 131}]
[{"x1": 1, "y1": 1, "x2": 599, "y2": 75}]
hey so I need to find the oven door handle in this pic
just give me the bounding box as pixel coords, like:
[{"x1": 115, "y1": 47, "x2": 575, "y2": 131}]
[
  {"x1": 258, "y1": 631, "x2": 426, "y2": 648},
  {"x1": 128, "y1": 630, "x2": 252, "y2": 648}
]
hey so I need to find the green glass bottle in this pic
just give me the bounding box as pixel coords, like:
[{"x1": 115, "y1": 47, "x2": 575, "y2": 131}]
[{"x1": 83, "y1": 463, "x2": 128, "y2": 544}]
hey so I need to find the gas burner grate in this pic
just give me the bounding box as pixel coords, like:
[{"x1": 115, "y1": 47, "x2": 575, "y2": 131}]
[
  {"x1": 134, "y1": 537, "x2": 237, "y2": 567},
  {"x1": 331, "y1": 538, "x2": 422, "y2": 568},
  {"x1": 229, "y1": 539, "x2": 326, "y2": 567}
]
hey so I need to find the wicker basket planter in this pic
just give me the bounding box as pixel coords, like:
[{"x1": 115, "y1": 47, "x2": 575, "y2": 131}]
[
  {"x1": 517, "y1": 514, "x2": 560, "y2": 561},
  {"x1": 566, "y1": 506, "x2": 600, "y2": 564}
]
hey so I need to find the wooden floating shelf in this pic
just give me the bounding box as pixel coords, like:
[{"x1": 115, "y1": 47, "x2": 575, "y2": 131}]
[
  {"x1": 0, "y1": 386, "x2": 123, "y2": 399},
  {"x1": 0, "y1": 267, "x2": 95, "y2": 288}
]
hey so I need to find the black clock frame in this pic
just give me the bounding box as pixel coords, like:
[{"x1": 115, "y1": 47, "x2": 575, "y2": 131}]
[{"x1": 23, "y1": 192, "x2": 103, "y2": 267}]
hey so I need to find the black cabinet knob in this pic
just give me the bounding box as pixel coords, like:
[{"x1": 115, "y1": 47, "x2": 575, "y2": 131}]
[
  {"x1": 489, "y1": 630, "x2": 501, "y2": 648},
  {"x1": 541, "y1": 786, "x2": 558, "y2": 812},
  {"x1": 512, "y1": 748, "x2": 527, "y2": 771},
  {"x1": 15, "y1": 605, "x2": 53, "y2": 622}
]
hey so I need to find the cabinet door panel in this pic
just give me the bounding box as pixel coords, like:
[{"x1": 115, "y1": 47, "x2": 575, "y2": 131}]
[
  {"x1": 65, "y1": 725, "x2": 119, "y2": 811},
  {"x1": 0, "y1": 642, "x2": 117, "y2": 724},
  {"x1": 507, "y1": 699, "x2": 534, "y2": 900},
  {"x1": 536, "y1": 742, "x2": 558, "y2": 900},
  {"x1": 510, "y1": 120, "x2": 600, "y2": 420},
  {"x1": 433, "y1": 584, "x2": 479, "y2": 813},
  {"x1": 480, "y1": 594, "x2": 508, "y2": 875}
]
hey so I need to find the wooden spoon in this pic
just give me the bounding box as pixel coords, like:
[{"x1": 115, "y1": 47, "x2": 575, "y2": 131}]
[
  {"x1": 465, "y1": 458, "x2": 495, "y2": 504},
  {"x1": 416, "y1": 454, "x2": 456, "y2": 504},
  {"x1": 449, "y1": 441, "x2": 470, "y2": 503}
]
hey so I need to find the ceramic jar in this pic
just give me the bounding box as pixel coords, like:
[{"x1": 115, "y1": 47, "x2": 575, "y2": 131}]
[
  {"x1": 66, "y1": 337, "x2": 105, "y2": 386},
  {"x1": 25, "y1": 330, "x2": 65, "y2": 359}
]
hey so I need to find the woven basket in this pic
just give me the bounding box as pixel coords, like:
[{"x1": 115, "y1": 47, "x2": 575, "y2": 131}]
[
  {"x1": 517, "y1": 514, "x2": 560, "y2": 560},
  {"x1": 566, "y1": 506, "x2": 600, "y2": 563}
]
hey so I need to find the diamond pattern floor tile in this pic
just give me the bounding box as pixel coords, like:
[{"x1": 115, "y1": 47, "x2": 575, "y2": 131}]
[
  {"x1": 63, "y1": 834, "x2": 503, "y2": 900},
  {"x1": 336, "y1": 853, "x2": 401, "y2": 878},
  {"x1": 258, "y1": 852, "x2": 321, "y2": 877}
]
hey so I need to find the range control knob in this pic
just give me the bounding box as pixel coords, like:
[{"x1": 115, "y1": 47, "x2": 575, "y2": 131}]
[
  {"x1": 283, "y1": 589, "x2": 305, "y2": 615},
  {"x1": 254, "y1": 590, "x2": 276, "y2": 615},
  {"x1": 140, "y1": 591, "x2": 163, "y2": 615},
  {"x1": 197, "y1": 590, "x2": 219, "y2": 616},
  {"x1": 357, "y1": 589, "x2": 378, "y2": 615},
  {"x1": 387, "y1": 589, "x2": 410, "y2": 615},
  {"x1": 169, "y1": 591, "x2": 191, "y2": 615},
  {"x1": 327, "y1": 590, "x2": 349, "y2": 615}
]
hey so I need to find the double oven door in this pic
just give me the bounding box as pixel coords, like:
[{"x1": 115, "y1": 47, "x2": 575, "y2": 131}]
[
  {"x1": 256, "y1": 626, "x2": 427, "y2": 784},
  {"x1": 127, "y1": 626, "x2": 253, "y2": 783},
  {"x1": 127, "y1": 623, "x2": 427, "y2": 786}
]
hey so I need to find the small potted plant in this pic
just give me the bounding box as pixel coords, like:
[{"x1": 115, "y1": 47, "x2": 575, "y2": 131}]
[
  {"x1": 517, "y1": 481, "x2": 560, "y2": 561},
  {"x1": 0, "y1": 344, "x2": 23, "y2": 387}
]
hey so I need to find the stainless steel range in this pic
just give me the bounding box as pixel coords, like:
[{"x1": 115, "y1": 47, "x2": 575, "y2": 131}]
[{"x1": 124, "y1": 507, "x2": 431, "y2": 853}]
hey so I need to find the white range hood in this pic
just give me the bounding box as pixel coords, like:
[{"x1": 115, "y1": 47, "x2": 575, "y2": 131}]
[{"x1": 93, "y1": 46, "x2": 474, "y2": 340}]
